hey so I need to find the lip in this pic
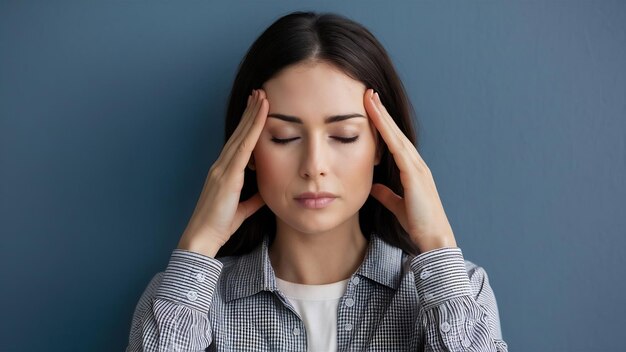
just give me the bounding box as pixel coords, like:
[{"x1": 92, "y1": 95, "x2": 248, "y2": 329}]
[
  {"x1": 294, "y1": 192, "x2": 338, "y2": 199},
  {"x1": 294, "y1": 192, "x2": 338, "y2": 209}
]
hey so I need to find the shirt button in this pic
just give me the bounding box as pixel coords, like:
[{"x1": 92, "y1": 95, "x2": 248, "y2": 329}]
[
  {"x1": 425, "y1": 293, "x2": 434, "y2": 300},
  {"x1": 344, "y1": 323, "x2": 353, "y2": 331},
  {"x1": 292, "y1": 327, "x2": 300, "y2": 336},
  {"x1": 351, "y1": 276, "x2": 360, "y2": 285},
  {"x1": 440, "y1": 321, "x2": 451, "y2": 333},
  {"x1": 462, "y1": 338, "x2": 472, "y2": 347},
  {"x1": 420, "y1": 269, "x2": 432, "y2": 280},
  {"x1": 186, "y1": 290, "x2": 198, "y2": 301},
  {"x1": 195, "y1": 272, "x2": 205, "y2": 283},
  {"x1": 344, "y1": 298, "x2": 355, "y2": 307}
]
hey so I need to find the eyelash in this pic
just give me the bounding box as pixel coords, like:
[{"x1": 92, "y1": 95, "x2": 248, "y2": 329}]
[{"x1": 271, "y1": 136, "x2": 359, "y2": 144}]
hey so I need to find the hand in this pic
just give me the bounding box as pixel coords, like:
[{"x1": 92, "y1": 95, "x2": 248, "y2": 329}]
[
  {"x1": 177, "y1": 89, "x2": 269, "y2": 257},
  {"x1": 363, "y1": 89, "x2": 457, "y2": 253}
]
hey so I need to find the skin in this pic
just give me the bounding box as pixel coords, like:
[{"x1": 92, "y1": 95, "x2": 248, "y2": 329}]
[
  {"x1": 252, "y1": 61, "x2": 381, "y2": 285},
  {"x1": 178, "y1": 60, "x2": 457, "y2": 286}
]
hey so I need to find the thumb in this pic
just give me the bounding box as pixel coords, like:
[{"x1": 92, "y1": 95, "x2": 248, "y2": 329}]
[
  {"x1": 370, "y1": 183, "x2": 402, "y2": 215},
  {"x1": 234, "y1": 193, "x2": 265, "y2": 227}
]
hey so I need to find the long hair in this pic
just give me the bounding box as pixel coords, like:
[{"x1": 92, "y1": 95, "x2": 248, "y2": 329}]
[{"x1": 216, "y1": 11, "x2": 421, "y2": 258}]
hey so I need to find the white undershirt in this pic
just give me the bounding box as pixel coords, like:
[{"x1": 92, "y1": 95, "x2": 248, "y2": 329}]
[{"x1": 275, "y1": 277, "x2": 350, "y2": 352}]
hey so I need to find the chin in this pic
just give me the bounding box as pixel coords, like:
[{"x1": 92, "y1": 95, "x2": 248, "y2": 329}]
[
  {"x1": 277, "y1": 214, "x2": 341, "y2": 234},
  {"x1": 273, "y1": 207, "x2": 361, "y2": 236}
]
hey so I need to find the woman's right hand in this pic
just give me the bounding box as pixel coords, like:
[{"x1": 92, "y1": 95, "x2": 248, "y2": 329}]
[{"x1": 176, "y1": 89, "x2": 269, "y2": 258}]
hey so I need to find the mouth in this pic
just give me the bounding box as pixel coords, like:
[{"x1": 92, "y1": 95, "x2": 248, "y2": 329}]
[{"x1": 294, "y1": 192, "x2": 338, "y2": 209}]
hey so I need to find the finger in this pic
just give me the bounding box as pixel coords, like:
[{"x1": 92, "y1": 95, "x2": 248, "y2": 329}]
[
  {"x1": 238, "y1": 90, "x2": 265, "y2": 137},
  {"x1": 223, "y1": 89, "x2": 266, "y2": 165},
  {"x1": 220, "y1": 89, "x2": 261, "y2": 160},
  {"x1": 372, "y1": 91, "x2": 418, "y2": 157},
  {"x1": 230, "y1": 89, "x2": 266, "y2": 149},
  {"x1": 219, "y1": 89, "x2": 265, "y2": 166},
  {"x1": 370, "y1": 183, "x2": 403, "y2": 215},
  {"x1": 216, "y1": 90, "x2": 254, "y2": 165},
  {"x1": 374, "y1": 92, "x2": 407, "y2": 142},
  {"x1": 371, "y1": 91, "x2": 429, "y2": 169},
  {"x1": 364, "y1": 89, "x2": 416, "y2": 171},
  {"x1": 225, "y1": 91, "x2": 269, "y2": 174},
  {"x1": 365, "y1": 89, "x2": 404, "y2": 151}
]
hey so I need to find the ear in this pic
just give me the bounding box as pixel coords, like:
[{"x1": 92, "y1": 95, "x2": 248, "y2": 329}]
[{"x1": 247, "y1": 155, "x2": 256, "y2": 171}]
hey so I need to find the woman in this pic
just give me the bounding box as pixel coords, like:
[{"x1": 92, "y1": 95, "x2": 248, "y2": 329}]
[{"x1": 127, "y1": 11, "x2": 507, "y2": 351}]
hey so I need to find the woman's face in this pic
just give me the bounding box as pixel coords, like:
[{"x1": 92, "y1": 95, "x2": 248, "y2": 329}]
[{"x1": 253, "y1": 61, "x2": 381, "y2": 235}]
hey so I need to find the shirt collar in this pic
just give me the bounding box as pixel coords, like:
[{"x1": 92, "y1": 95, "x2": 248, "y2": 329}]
[{"x1": 222, "y1": 232, "x2": 404, "y2": 303}]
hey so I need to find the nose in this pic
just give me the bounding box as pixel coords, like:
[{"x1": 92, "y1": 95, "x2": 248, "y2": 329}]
[{"x1": 299, "y1": 136, "x2": 328, "y2": 179}]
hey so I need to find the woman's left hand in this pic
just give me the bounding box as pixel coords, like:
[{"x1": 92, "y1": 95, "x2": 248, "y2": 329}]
[{"x1": 364, "y1": 88, "x2": 457, "y2": 253}]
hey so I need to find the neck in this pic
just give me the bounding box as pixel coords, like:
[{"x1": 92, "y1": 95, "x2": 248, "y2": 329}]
[{"x1": 268, "y1": 217, "x2": 369, "y2": 285}]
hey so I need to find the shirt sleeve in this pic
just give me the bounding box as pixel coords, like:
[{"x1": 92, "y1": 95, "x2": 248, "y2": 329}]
[
  {"x1": 410, "y1": 247, "x2": 508, "y2": 351},
  {"x1": 126, "y1": 249, "x2": 224, "y2": 352}
]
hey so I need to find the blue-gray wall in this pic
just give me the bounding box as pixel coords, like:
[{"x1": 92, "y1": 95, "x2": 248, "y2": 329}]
[{"x1": 1, "y1": 1, "x2": 624, "y2": 351}]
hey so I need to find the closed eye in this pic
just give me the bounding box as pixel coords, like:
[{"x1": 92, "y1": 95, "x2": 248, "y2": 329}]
[
  {"x1": 270, "y1": 136, "x2": 359, "y2": 144},
  {"x1": 270, "y1": 137, "x2": 298, "y2": 144},
  {"x1": 334, "y1": 136, "x2": 359, "y2": 144}
]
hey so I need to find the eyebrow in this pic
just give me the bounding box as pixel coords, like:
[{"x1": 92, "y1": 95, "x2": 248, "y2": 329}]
[{"x1": 267, "y1": 113, "x2": 366, "y2": 124}]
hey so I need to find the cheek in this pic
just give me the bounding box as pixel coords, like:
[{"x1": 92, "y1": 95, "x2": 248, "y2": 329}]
[
  {"x1": 344, "y1": 147, "x2": 376, "y2": 180},
  {"x1": 347, "y1": 133, "x2": 378, "y2": 165},
  {"x1": 334, "y1": 141, "x2": 377, "y2": 191},
  {"x1": 252, "y1": 144, "x2": 287, "y2": 192}
]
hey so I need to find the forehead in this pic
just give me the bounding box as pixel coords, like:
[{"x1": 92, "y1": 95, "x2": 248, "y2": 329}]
[{"x1": 261, "y1": 61, "x2": 366, "y2": 120}]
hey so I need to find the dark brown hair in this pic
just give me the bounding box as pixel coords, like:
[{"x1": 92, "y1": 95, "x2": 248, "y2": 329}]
[{"x1": 216, "y1": 11, "x2": 421, "y2": 258}]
